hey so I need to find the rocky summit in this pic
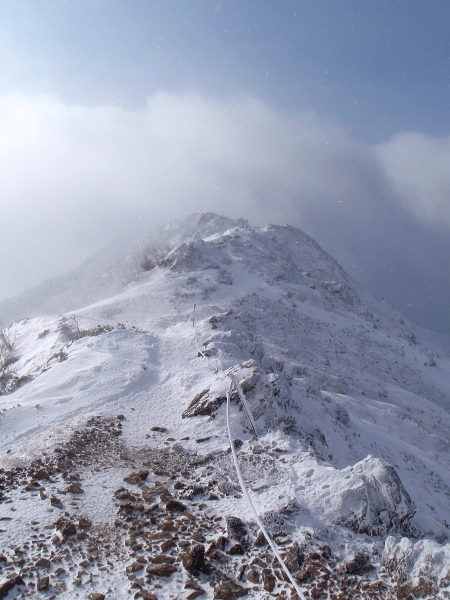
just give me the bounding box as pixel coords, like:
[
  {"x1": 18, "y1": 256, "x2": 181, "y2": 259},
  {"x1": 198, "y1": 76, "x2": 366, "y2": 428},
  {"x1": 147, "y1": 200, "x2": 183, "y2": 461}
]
[{"x1": 0, "y1": 213, "x2": 449, "y2": 599}]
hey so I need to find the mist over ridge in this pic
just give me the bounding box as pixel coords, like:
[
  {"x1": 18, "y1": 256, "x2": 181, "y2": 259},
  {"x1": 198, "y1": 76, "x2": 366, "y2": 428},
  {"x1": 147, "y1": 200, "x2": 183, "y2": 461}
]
[{"x1": 0, "y1": 93, "x2": 449, "y2": 336}]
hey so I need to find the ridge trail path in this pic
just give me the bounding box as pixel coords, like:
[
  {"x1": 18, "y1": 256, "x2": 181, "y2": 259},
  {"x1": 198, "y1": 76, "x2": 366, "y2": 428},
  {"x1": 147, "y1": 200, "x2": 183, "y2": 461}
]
[{"x1": 117, "y1": 315, "x2": 231, "y2": 457}]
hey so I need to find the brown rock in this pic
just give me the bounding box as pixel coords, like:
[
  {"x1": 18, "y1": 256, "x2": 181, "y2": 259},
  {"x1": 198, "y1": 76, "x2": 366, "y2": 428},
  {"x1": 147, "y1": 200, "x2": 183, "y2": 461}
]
[
  {"x1": 338, "y1": 552, "x2": 374, "y2": 575},
  {"x1": 283, "y1": 544, "x2": 305, "y2": 573},
  {"x1": 216, "y1": 536, "x2": 227, "y2": 551},
  {"x1": 237, "y1": 564, "x2": 246, "y2": 581},
  {"x1": 160, "y1": 539, "x2": 175, "y2": 552},
  {"x1": 145, "y1": 563, "x2": 178, "y2": 577},
  {"x1": 31, "y1": 467, "x2": 50, "y2": 480},
  {"x1": 253, "y1": 531, "x2": 268, "y2": 547},
  {"x1": 124, "y1": 470, "x2": 149, "y2": 485},
  {"x1": 227, "y1": 543, "x2": 245, "y2": 555},
  {"x1": 247, "y1": 568, "x2": 259, "y2": 584},
  {"x1": 185, "y1": 579, "x2": 202, "y2": 589},
  {"x1": 182, "y1": 388, "x2": 214, "y2": 418},
  {"x1": 160, "y1": 520, "x2": 176, "y2": 532},
  {"x1": 294, "y1": 566, "x2": 315, "y2": 584},
  {"x1": 24, "y1": 480, "x2": 42, "y2": 491},
  {"x1": 250, "y1": 557, "x2": 267, "y2": 568},
  {"x1": 182, "y1": 510, "x2": 196, "y2": 521},
  {"x1": 187, "y1": 590, "x2": 206, "y2": 599},
  {"x1": 114, "y1": 487, "x2": 133, "y2": 500},
  {"x1": 55, "y1": 517, "x2": 77, "y2": 537},
  {"x1": 149, "y1": 532, "x2": 172, "y2": 541},
  {"x1": 36, "y1": 576, "x2": 50, "y2": 590},
  {"x1": 136, "y1": 591, "x2": 157, "y2": 600},
  {"x1": 166, "y1": 499, "x2": 186, "y2": 512},
  {"x1": 205, "y1": 542, "x2": 217, "y2": 556},
  {"x1": 318, "y1": 542, "x2": 332, "y2": 559},
  {"x1": 213, "y1": 581, "x2": 248, "y2": 598},
  {"x1": 262, "y1": 568, "x2": 276, "y2": 592},
  {"x1": 89, "y1": 594, "x2": 106, "y2": 600},
  {"x1": 50, "y1": 495, "x2": 63, "y2": 508},
  {"x1": 78, "y1": 516, "x2": 92, "y2": 529},
  {"x1": 159, "y1": 491, "x2": 173, "y2": 502},
  {"x1": 150, "y1": 555, "x2": 175, "y2": 565},
  {"x1": 127, "y1": 562, "x2": 144, "y2": 573},
  {"x1": 0, "y1": 575, "x2": 25, "y2": 598},
  {"x1": 35, "y1": 557, "x2": 51, "y2": 569},
  {"x1": 67, "y1": 482, "x2": 84, "y2": 494},
  {"x1": 182, "y1": 544, "x2": 208, "y2": 574}
]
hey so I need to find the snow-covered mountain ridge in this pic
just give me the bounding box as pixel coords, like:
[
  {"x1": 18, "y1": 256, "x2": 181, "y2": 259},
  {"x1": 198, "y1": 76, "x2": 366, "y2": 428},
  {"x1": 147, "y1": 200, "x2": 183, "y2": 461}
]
[
  {"x1": 0, "y1": 213, "x2": 449, "y2": 599},
  {"x1": 0, "y1": 213, "x2": 249, "y2": 324}
]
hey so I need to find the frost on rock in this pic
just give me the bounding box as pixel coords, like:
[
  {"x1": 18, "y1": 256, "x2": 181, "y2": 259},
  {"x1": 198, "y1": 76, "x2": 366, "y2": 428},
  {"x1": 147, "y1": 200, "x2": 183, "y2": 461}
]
[
  {"x1": 333, "y1": 456, "x2": 416, "y2": 536},
  {"x1": 168, "y1": 239, "x2": 227, "y2": 272},
  {"x1": 260, "y1": 509, "x2": 287, "y2": 534},
  {"x1": 182, "y1": 387, "x2": 228, "y2": 418},
  {"x1": 319, "y1": 280, "x2": 357, "y2": 305},
  {"x1": 382, "y1": 536, "x2": 450, "y2": 598}
]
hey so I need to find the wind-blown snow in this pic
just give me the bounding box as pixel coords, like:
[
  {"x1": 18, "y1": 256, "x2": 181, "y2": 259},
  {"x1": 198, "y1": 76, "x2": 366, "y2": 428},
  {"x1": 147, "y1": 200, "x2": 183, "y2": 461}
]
[{"x1": 0, "y1": 213, "x2": 449, "y2": 598}]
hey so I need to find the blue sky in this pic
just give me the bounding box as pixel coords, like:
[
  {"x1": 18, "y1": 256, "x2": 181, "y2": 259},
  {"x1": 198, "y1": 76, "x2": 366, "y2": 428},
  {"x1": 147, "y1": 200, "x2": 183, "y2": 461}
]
[
  {"x1": 0, "y1": 1, "x2": 449, "y2": 336},
  {"x1": 2, "y1": 1, "x2": 448, "y2": 139}
]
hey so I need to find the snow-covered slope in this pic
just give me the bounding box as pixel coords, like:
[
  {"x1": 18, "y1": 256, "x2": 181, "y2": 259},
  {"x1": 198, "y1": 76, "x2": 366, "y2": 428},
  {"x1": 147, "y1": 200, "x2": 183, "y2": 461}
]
[
  {"x1": 0, "y1": 213, "x2": 247, "y2": 325},
  {"x1": 0, "y1": 213, "x2": 449, "y2": 599}
]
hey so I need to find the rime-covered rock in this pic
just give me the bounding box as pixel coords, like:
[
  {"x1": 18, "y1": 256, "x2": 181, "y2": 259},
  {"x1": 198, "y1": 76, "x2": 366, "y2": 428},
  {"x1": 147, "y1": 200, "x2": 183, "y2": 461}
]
[
  {"x1": 332, "y1": 456, "x2": 415, "y2": 536},
  {"x1": 226, "y1": 516, "x2": 251, "y2": 550},
  {"x1": 182, "y1": 387, "x2": 226, "y2": 418}
]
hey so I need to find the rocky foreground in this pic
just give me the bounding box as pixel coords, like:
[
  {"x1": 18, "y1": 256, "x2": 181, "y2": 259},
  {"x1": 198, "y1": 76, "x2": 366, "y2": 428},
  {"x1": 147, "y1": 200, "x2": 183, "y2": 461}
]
[{"x1": 1, "y1": 415, "x2": 444, "y2": 600}]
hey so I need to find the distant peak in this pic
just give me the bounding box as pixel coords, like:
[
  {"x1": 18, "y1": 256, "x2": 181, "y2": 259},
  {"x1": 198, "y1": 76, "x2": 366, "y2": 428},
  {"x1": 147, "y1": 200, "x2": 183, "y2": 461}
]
[{"x1": 164, "y1": 212, "x2": 249, "y2": 242}]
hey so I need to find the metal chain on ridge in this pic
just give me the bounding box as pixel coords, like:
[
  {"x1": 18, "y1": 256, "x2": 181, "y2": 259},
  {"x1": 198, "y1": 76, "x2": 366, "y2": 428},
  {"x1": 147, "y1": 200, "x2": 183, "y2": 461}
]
[
  {"x1": 226, "y1": 383, "x2": 307, "y2": 599},
  {"x1": 190, "y1": 303, "x2": 305, "y2": 597}
]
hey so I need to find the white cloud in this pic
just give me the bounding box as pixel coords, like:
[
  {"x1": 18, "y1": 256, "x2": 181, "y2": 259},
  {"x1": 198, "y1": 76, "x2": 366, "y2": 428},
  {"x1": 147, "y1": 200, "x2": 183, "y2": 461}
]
[
  {"x1": 376, "y1": 132, "x2": 450, "y2": 227},
  {"x1": 0, "y1": 91, "x2": 448, "y2": 334}
]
